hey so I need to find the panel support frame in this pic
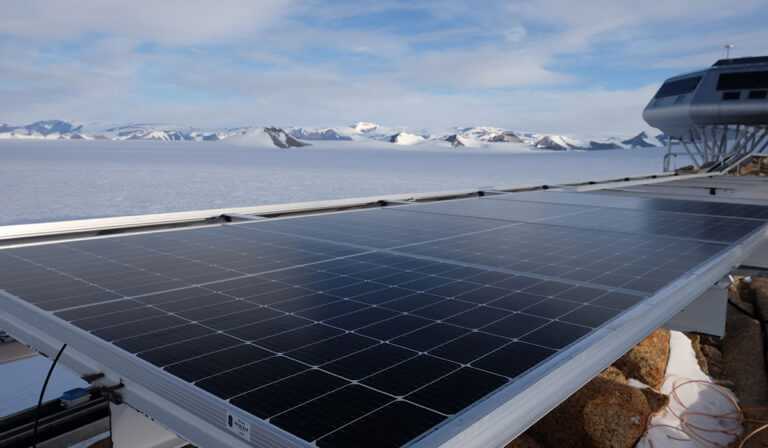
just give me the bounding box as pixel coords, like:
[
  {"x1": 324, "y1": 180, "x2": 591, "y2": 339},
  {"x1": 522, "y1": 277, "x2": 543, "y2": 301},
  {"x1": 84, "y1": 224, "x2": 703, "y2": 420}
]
[{"x1": 662, "y1": 285, "x2": 727, "y2": 337}]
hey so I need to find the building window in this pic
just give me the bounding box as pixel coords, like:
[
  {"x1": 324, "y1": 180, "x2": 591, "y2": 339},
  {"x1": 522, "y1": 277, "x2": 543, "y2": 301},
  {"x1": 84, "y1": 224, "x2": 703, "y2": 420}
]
[
  {"x1": 654, "y1": 76, "x2": 702, "y2": 98},
  {"x1": 748, "y1": 90, "x2": 768, "y2": 99},
  {"x1": 717, "y1": 71, "x2": 768, "y2": 90},
  {"x1": 722, "y1": 91, "x2": 741, "y2": 100}
]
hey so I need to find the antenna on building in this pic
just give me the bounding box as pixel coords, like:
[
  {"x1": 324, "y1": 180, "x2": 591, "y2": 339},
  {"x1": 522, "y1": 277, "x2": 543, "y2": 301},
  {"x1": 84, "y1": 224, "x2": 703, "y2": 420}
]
[{"x1": 725, "y1": 44, "x2": 734, "y2": 59}]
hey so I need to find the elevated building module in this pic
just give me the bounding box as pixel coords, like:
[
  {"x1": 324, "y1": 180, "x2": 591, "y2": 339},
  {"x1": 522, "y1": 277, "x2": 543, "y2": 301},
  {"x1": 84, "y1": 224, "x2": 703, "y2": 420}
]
[{"x1": 643, "y1": 56, "x2": 768, "y2": 169}]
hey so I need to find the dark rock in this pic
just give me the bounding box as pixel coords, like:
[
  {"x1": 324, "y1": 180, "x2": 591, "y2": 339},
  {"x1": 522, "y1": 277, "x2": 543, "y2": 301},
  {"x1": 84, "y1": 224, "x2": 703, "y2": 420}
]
[
  {"x1": 723, "y1": 286, "x2": 768, "y2": 408},
  {"x1": 444, "y1": 134, "x2": 465, "y2": 147},
  {"x1": 489, "y1": 132, "x2": 522, "y2": 142},
  {"x1": 264, "y1": 126, "x2": 307, "y2": 148},
  {"x1": 621, "y1": 132, "x2": 656, "y2": 148},
  {"x1": 505, "y1": 433, "x2": 544, "y2": 448},
  {"x1": 638, "y1": 387, "x2": 669, "y2": 414},
  {"x1": 686, "y1": 333, "x2": 710, "y2": 375},
  {"x1": 701, "y1": 344, "x2": 724, "y2": 378}
]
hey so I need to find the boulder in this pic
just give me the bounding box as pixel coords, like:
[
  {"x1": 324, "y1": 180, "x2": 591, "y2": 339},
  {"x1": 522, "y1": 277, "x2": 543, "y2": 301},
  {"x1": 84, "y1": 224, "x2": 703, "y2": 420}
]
[
  {"x1": 723, "y1": 280, "x2": 768, "y2": 446},
  {"x1": 686, "y1": 333, "x2": 709, "y2": 375},
  {"x1": 613, "y1": 328, "x2": 670, "y2": 389},
  {"x1": 528, "y1": 368, "x2": 651, "y2": 448},
  {"x1": 722, "y1": 287, "x2": 768, "y2": 409},
  {"x1": 505, "y1": 433, "x2": 544, "y2": 448},
  {"x1": 701, "y1": 344, "x2": 724, "y2": 378},
  {"x1": 752, "y1": 277, "x2": 768, "y2": 322},
  {"x1": 638, "y1": 387, "x2": 669, "y2": 414},
  {"x1": 598, "y1": 366, "x2": 626, "y2": 384}
]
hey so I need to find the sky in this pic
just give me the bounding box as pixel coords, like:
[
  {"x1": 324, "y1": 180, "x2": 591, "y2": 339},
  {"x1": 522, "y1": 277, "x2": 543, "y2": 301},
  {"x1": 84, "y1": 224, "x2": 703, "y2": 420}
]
[{"x1": 1, "y1": 0, "x2": 767, "y2": 135}]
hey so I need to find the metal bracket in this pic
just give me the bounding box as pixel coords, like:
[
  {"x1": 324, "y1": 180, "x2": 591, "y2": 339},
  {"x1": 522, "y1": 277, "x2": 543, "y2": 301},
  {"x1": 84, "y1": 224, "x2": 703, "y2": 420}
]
[
  {"x1": 741, "y1": 241, "x2": 768, "y2": 269},
  {"x1": 110, "y1": 403, "x2": 187, "y2": 448},
  {"x1": 101, "y1": 382, "x2": 126, "y2": 405},
  {"x1": 662, "y1": 283, "x2": 728, "y2": 337},
  {"x1": 81, "y1": 372, "x2": 105, "y2": 383},
  {"x1": 221, "y1": 213, "x2": 266, "y2": 222}
]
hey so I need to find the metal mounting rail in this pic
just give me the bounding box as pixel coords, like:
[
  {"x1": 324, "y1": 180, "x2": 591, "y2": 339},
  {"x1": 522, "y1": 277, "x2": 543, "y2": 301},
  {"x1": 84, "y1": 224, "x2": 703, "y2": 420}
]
[
  {"x1": 0, "y1": 171, "x2": 705, "y2": 247},
  {"x1": 0, "y1": 387, "x2": 109, "y2": 448}
]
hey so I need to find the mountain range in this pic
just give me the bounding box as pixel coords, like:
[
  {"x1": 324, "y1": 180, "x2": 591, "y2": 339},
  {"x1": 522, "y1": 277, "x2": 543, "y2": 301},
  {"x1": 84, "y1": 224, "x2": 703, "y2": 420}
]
[{"x1": 0, "y1": 120, "x2": 666, "y2": 150}]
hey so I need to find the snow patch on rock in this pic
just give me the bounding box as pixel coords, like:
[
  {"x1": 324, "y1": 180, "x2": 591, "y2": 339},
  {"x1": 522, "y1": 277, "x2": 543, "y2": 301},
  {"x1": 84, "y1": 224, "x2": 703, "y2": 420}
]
[{"x1": 636, "y1": 331, "x2": 740, "y2": 448}]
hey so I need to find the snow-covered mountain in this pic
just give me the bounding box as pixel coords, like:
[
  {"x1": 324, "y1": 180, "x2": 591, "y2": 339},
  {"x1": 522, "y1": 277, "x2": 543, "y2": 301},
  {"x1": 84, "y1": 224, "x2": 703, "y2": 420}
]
[
  {"x1": 621, "y1": 132, "x2": 659, "y2": 148},
  {"x1": 0, "y1": 120, "x2": 86, "y2": 139},
  {"x1": 533, "y1": 135, "x2": 582, "y2": 151},
  {"x1": 288, "y1": 128, "x2": 351, "y2": 141},
  {"x1": 458, "y1": 126, "x2": 522, "y2": 143},
  {"x1": 98, "y1": 123, "x2": 236, "y2": 141},
  {"x1": 389, "y1": 132, "x2": 426, "y2": 145},
  {"x1": 0, "y1": 120, "x2": 667, "y2": 150},
  {"x1": 445, "y1": 134, "x2": 468, "y2": 147},
  {"x1": 228, "y1": 127, "x2": 307, "y2": 148},
  {"x1": 352, "y1": 122, "x2": 380, "y2": 133}
]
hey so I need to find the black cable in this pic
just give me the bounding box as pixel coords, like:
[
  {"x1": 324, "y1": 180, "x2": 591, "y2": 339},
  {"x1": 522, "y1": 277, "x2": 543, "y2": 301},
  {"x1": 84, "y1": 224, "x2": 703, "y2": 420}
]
[
  {"x1": 32, "y1": 343, "x2": 66, "y2": 448},
  {"x1": 728, "y1": 298, "x2": 768, "y2": 324}
]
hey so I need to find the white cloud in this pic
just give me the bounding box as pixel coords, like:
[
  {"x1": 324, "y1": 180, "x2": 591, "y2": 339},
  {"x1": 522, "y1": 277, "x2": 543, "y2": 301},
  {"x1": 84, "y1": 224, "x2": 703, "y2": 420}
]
[
  {"x1": 504, "y1": 26, "x2": 527, "y2": 43},
  {"x1": 0, "y1": 0, "x2": 291, "y2": 44},
  {"x1": 1, "y1": 0, "x2": 767, "y2": 135}
]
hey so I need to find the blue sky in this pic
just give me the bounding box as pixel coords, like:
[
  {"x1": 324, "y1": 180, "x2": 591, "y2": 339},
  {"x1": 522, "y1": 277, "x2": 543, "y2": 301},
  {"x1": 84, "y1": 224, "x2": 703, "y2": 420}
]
[{"x1": 1, "y1": 0, "x2": 767, "y2": 135}]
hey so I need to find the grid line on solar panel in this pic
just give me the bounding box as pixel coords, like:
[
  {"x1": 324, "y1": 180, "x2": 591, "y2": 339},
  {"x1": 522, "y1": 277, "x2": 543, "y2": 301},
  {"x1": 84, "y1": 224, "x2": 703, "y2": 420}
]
[
  {"x1": 16, "y1": 247, "x2": 614, "y2": 428},
  {"x1": 390, "y1": 221, "x2": 729, "y2": 294},
  {"x1": 2, "y1": 233, "x2": 379, "y2": 316},
  {"x1": 490, "y1": 191, "x2": 768, "y2": 221},
  {"x1": 385, "y1": 198, "x2": 602, "y2": 226},
  {"x1": 389, "y1": 196, "x2": 766, "y2": 244},
  {"x1": 184, "y1": 337, "x2": 504, "y2": 439},
  {"x1": 198, "y1": 204, "x2": 745, "y2": 298},
  {"x1": 51, "y1": 274, "x2": 548, "y2": 372},
  {"x1": 3, "y1": 238, "x2": 640, "y2": 374},
  {"x1": 232, "y1": 207, "x2": 519, "y2": 250},
  {"x1": 253, "y1": 351, "x2": 508, "y2": 445}
]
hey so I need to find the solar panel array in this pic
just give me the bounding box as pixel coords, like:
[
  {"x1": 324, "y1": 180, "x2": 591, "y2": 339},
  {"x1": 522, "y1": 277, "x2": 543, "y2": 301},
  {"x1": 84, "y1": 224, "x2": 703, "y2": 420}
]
[{"x1": 1, "y1": 191, "x2": 766, "y2": 448}]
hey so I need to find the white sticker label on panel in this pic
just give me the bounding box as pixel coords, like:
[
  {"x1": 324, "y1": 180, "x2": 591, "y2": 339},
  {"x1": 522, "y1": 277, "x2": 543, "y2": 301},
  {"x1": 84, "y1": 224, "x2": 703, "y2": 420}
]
[{"x1": 226, "y1": 411, "x2": 251, "y2": 441}]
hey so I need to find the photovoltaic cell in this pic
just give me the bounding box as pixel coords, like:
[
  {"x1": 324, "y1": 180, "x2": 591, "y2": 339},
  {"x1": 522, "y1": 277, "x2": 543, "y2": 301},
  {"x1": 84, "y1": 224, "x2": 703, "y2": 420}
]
[
  {"x1": 495, "y1": 190, "x2": 768, "y2": 220},
  {"x1": 393, "y1": 195, "x2": 765, "y2": 243},
  {"x1": 1, "y1": 188, "x2": 767, "y2": 448},
  {"x1": 396, "y1": 222, "x2": 728, "y2": 293}
]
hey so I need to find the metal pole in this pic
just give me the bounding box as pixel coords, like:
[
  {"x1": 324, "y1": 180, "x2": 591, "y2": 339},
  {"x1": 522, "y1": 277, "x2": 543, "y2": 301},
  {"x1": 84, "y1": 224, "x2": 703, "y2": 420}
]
[
  {"x1": 716, "y1": 125, "x2": 726, "y2": 156},
  {"x1": 753, "y1": 132, "x2": 768, "y2": 154},
  {"x1": 693, "y1": 127, "x2": 711, "y2": 164},
  {"x1": 711, "y1": 125, "x2": 721, "y2": 156},
  {"x1": 679, "y1": 139, "x2": 701, "y2": 169},
  {"x1": 688, "y1": 129, "x2": 706, "y2": 166}
]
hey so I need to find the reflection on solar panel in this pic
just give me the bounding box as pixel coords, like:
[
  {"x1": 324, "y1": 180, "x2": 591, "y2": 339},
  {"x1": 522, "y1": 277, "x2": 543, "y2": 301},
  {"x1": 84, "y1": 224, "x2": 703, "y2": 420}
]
[{"x1": 1, "y1": 190, "x2": 767, "y2": 448}]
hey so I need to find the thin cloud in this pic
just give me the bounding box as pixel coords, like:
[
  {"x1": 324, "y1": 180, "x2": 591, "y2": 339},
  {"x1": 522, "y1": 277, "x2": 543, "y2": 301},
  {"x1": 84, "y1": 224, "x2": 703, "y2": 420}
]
[{"x1": 1, "y1": 0, "x2": 767, "y2": 134}]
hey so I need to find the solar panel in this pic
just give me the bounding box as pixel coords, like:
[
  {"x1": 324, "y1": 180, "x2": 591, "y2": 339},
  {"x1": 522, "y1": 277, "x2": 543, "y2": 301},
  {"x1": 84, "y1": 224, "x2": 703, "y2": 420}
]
[
  {"x1": 247, "y1": 208, "x2": 510, "y2": 249},
  {"x1": 493, "y1": 190, "x2": 768, "y2": 220},
  {"x1": 396, "y1": 223, "x2": 728, "y2": 293},
  {"x1": 390, "y1": 195, "x2": 765, "y2": 243},
  {"x1": 1, "y1": 190, "x2": 767, "y2": 448}
]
